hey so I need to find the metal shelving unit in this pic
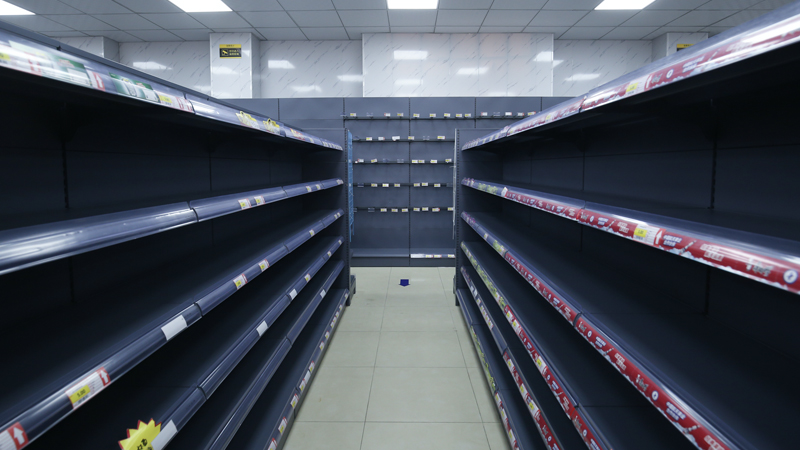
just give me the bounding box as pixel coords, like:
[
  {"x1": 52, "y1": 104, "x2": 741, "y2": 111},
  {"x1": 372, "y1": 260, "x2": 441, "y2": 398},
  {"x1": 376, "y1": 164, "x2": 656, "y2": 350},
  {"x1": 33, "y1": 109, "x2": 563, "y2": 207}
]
[
  {"x1": 0, "y1": 20, "x2": 351, "y2": 450},
  {"x1": 454, "y1": 4, "x2": 800, "y2": 450}
]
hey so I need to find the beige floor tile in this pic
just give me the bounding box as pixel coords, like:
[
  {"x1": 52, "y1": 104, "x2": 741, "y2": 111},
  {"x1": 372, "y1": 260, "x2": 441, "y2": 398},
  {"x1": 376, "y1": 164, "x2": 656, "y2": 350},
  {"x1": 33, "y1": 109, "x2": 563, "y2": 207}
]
[
  {"x1": 467, "y1": 367, "x2": 500, "y2": 423},
  {"x1": 338, "y1": 306, "x2": 384, "y2": 332},
  {"x1": 366, "y1": 367, "x2": 482, "y2": 423},
  {"x1": 295, "y1": 366, "x2": 374, "y2": 422},
  {"x1": 375, "y1": 331, "x2": 465, "y2": 368},
  {"x1": 323, "y1": 331, "x2": 380, "y2": 367},
  {"x1": 283, "y1": 422, "x2": 364, "y2": 450},
  {"x1": 361, "y1": 423, "x2": 490, "y2": 450},
  {"x1": 381, "y1": 306, "x2": 455, "y2": 332},
  {"x1": 484, "y1": 422, "x2": 513, "y2": 450},
  {"x1": 451, "y1": 305, "x2": 472, "y2": 339}
]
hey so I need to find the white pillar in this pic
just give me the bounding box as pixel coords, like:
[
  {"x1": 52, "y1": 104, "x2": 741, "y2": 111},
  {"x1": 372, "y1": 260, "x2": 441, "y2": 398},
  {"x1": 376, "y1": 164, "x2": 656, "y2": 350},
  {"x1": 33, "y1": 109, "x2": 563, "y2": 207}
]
[{"x1": 210, "y1": 32, "x2": 260, "y2": 98}]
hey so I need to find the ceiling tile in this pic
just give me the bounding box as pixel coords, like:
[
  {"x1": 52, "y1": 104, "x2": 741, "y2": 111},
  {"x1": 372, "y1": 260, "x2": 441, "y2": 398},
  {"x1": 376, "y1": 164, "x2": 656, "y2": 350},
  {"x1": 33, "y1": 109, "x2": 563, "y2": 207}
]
[
  {"x1": 542, "y1": 0, "x2": 602, "y2": 10},
  {"x1": 92, "y1": 14, "x2": 161, "y2": 30},
  {"x1": 213, "y1": 27, "x2": 261, "y2": 34},
  {"x1": 241, "y1": 11, "x2": 294, "y2": 27},
  {"x1": 482, "y1": 10, "x2": 538, "y2": 26},
  {"x1": 748, "y1": 0, "x2": 795, "y2": 8},
  {"x1": 491, "y1": 0, "x2": 547, "y2": 8},
  {"x1": 434, "y1": 26, "x2": 480, "y2": 32},
  {"x1": 436, "y1": 10, "x2": 488, "y2": 26},
  {"x1": 575, "y1": 10, "x2": 637, "y2": 26},
  {"x1": 388, "y1": 10, "x2": 437, "y2": 26},
  {"x1": 559, "y1": 26, "x2": 614, "y2": 39},
  {"x1": 702, "y1": 26, "x2": 729, "y2": 36},
  {"x1": 332, "y1": 0, "x2": 387, "y2": 9},
  {"x1": 127, "y1": 29, "x2": 182, "y2": 41},
  {"x1": 140, "y1": 13, "x2": 205, "y2": 29},
  {"x1": 113, "y1": 0, "x2": 182, "y2": 13},
  {"x1": 84, "y1": 30, "x2": 141, "y2": 42},
  {"x1": 339, "y1": 10, "x2": 389, "y2": 26},
  {"x1": 279, "y1": 0, "x2": 335, "y2": 10},
  {"x1": 259, "y1": 27, "x2": 307, "y2": 39},
  {"x1": 345, "y1": 26, "x2": 389, "y2": 38},
  {"x1": 698, "y1": 0, "x2": 762, "y2": 9},
  {"x1": 642, "y1": 0, "x2": 708, "y2": 9},
  {"x1": 169, "y1": 29, "x2": 213, "y2": 40},
  {"x1": 44, "y1": 14, "x2": 117, "y2": 30},
  {"x1": 288, "y1": 10, "x2": 343, "y2": 27},
  {"x1": 0, "y1": 16, "x2": 72, "y2": 31},
  {"x1": 223, "y1": 0, "x2": 284, "y2": 11},
  {"x1": 601, "y1": 26, "x2": 658, "y2": 39},
  {"x1": 622, "y1": 10, "x2": 688, "y2": 26},
  {"x1": 47, "y1": 31, "x2": 89, "y2": 37},
  {"x1": 712, "y1": 9, "x2": 764, "y2": 26},
  {"x1": 529, "y1": 10, "x2": 587, "y2": 26},
  {"x1": 523, "y1": 25, "x2": 569, "y2": 36},
  {"x1": 390, "y1": 26, "x2": 436, "y2": 32},
  {"x1": 668, "y1": 10, "x2": 737, "y2": 26},
  {"x1": 438, "y1": 0, "x2": 493, "y2": 8},
  {"x1": 57, "y1": 0, "x2": 131, "y2": 14},
  {"x1": 189, "y1": 12, "x2": 252, "y2": 28},
  {"x1": 4, "y1": 0, "x2": 81, "y2": 14},
  {"x1": 302, "y1": 27, "x2": 350, "y2": 39},
  {"x1": 479, "y1": 26, "x2": 526, "y2": 32}
]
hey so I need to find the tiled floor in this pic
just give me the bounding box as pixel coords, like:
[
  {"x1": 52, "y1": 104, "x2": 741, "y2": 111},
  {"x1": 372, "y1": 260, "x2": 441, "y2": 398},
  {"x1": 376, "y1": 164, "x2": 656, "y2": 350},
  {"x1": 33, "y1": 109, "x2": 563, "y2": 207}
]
[{"x1": 283, "y1": 267, "x2": 510, "y2": 450}]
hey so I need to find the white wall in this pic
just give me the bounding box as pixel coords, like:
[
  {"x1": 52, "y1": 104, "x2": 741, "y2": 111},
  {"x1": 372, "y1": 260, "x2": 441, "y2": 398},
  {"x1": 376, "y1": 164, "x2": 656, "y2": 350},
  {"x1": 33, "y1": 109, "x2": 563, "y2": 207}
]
[
  {"x1": 112, "y1": 34, "x2": 682, "y2": 100},
  {"x1": 553, "y1": 40, "x2": 652, "y2": 97},
  {"x1": 260, "y1": 40, "x2": 362, "y2": 98},
  {"x1": 119, "y1": 41, "x2": 211, "y2": 95},
  {"x1": 363, "y1": 33, "x2": 554, "y2": 97}
]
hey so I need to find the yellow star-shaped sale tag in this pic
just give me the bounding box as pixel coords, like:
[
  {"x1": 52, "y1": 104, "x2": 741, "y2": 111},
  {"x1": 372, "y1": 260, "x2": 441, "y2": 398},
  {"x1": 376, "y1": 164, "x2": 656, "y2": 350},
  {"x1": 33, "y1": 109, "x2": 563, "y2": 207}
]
[{"x1": 119, "y1": 419, "x2": 161, "y2": 450}]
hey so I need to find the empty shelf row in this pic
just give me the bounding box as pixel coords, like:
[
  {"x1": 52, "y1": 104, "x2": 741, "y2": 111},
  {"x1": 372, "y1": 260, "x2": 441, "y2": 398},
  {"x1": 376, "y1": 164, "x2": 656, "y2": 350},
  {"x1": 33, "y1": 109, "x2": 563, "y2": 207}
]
[
  {"x1": 0, "y1": 28, "x2": 342, "y2": 152},
  {"x1": 354, "y1": 206, "x2": 453, "y2": 213},
  {"x1": 0, "y1": 178, "x2": 343, "y2": 276},
  {"x1": 351, "y1": 248, "x2": 455, "y2": 259},
  {"x1": 345, "y1": 112, "x2": 535, "y2": 119},
  {"x1": 460, "y1": 211, "x2": 799, "y2": 450},
  {"x1": 461, "y1": 4, "x2": 800, "y2": 150},
  {"x1": 356, "y1": 182, "x2": 453, "y2": 188},
  {"x1": 0, "y1": 210, "x2": 344, "y2": 448},
  {"x1": 462, "y1": 178, "x2": 800, "y2": 295}
]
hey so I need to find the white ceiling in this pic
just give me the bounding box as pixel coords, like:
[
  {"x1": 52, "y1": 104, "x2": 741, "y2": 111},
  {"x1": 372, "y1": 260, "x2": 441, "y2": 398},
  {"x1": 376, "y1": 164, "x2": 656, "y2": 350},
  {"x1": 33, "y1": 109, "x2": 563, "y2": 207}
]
[{"x1": 0, "y1": 0, "x2": 792, "y2": 42}]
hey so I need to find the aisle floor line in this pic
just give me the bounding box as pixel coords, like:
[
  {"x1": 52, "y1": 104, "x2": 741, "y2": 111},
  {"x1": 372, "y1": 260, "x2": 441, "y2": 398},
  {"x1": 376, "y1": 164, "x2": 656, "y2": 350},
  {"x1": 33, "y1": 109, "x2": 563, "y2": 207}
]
[{"x1": 283, "y1": 267, "x2": 511, "y2": 450}]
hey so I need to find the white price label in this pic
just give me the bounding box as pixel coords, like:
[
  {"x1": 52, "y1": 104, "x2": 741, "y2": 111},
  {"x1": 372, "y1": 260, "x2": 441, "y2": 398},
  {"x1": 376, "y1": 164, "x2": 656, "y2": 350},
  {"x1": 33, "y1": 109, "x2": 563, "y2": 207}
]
[
  {"x1": 162, "y1": 315, "x2": 187, "y2": 341},
  {"x1": 65, "y1": 368, "x2": 111, "y2": 410},
  {"x1": 257, "y1": 321, "x2": 269, "y2": 336},
  {"x1": 254, "y1": 195, "x2": 265, "y2": 205},
  {"x1": 238, "y1": 199, "x2": 252, "y2": 210},
  {"x1": 289, "y1": 289, "x2": 298, "y2": 300},
  {"x1": 259, "y1": 259, "x2": 269, "y2": 272},
  {"x1": 233, "y1": 274, "x2": 248, "y2": 290}
]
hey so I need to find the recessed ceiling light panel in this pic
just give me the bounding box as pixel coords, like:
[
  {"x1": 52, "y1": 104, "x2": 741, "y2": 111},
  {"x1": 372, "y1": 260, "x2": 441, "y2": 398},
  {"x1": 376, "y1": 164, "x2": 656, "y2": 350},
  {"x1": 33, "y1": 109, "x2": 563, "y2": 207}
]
[
  {"x1": 387, "y1": 0, "x2": 438, "y2": 10},
  {"x1": 169, "y1": 0, "x2": 231, "y2": 13},
  {"x1": 0, "y1": 0, "x2": 34, "y2": 15},
  {"x1": 595, "y1": 0, "x2": 655, "y2": 10}
]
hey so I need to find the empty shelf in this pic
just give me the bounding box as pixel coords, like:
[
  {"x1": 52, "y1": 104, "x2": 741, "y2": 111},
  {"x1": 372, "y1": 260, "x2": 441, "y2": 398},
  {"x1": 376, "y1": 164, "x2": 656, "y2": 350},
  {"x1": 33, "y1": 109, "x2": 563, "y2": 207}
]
[
  {"x1": 0, "y1": 179, "x2": 344, "y2": 276},
  {"x1": 24, "y1": 248, "x2": 344, "y2": 450},
  {"x1": 0, "y1": 210, "x2": 343, "y2": 447},
  {"x1": 463, "y1": 212, "x2": 800, "y2": 449},
  {"x1": 460, "y1": 239, "x2": 695, "y2": 450},
  {"x1": 352, "y1": 248, "x2": 409, "y2": 258},
  {"x1": 463, "y1": 178, "x2": 800, "y2": 295}
]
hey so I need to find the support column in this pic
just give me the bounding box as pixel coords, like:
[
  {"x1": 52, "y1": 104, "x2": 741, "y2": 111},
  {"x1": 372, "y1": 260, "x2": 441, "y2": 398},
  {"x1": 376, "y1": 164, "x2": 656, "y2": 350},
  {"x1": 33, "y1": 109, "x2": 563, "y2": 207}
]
[{"x1": 210, "y1": 32, "x2": 260, "y2": 98}]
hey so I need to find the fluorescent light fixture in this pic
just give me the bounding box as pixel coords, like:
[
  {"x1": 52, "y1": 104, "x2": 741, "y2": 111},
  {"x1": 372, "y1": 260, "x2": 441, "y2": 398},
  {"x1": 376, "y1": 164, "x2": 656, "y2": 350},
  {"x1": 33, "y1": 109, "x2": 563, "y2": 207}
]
[
  {"x1": 337, "y1": 74, "x2": 364, "y2": 82},
  {"x1": 0, "y1": 1, "x2": 34, "y2": 15},
  {"x1": 456, "y1": 67, "x2": 488, "y2": 75},
  {"x1": 394, "y1": 50, "x2": 428, "y2": 60},
  {"x1": 169, "y1": 0, "x2": 231, "y2": 13},
  {"x1": 395, "y1": 78, "x2": 422, "y2": 86},
  {"x1": 133, "y1": 61, "x2": 171, "y2": 71},
  {"x1": 387, "y1": 0, "x2": 438, "y2": 9},
  {"x1": 268, "y1": 60, "x2": 295, "y2": 69},
  {"x1": 595, "y1": 0, "x2": 654, "y2": 10},
  {"x1": 565, "y1": 73, "x2": 601, "y2": 81}
]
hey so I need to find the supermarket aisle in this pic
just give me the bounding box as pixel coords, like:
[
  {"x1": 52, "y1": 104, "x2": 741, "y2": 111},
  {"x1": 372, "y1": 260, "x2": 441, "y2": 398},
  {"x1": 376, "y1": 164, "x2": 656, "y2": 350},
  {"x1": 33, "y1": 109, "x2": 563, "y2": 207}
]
[{"x1": 282, "y1": 267, "x2": 510, "y2": 450}]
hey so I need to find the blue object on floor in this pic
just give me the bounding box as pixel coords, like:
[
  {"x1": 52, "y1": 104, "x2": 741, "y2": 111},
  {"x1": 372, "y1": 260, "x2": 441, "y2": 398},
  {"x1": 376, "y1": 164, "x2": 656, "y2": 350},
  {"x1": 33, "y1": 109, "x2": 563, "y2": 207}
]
[{"x1": 399, "y1": 279, "x2": 410, "y2": 287}]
